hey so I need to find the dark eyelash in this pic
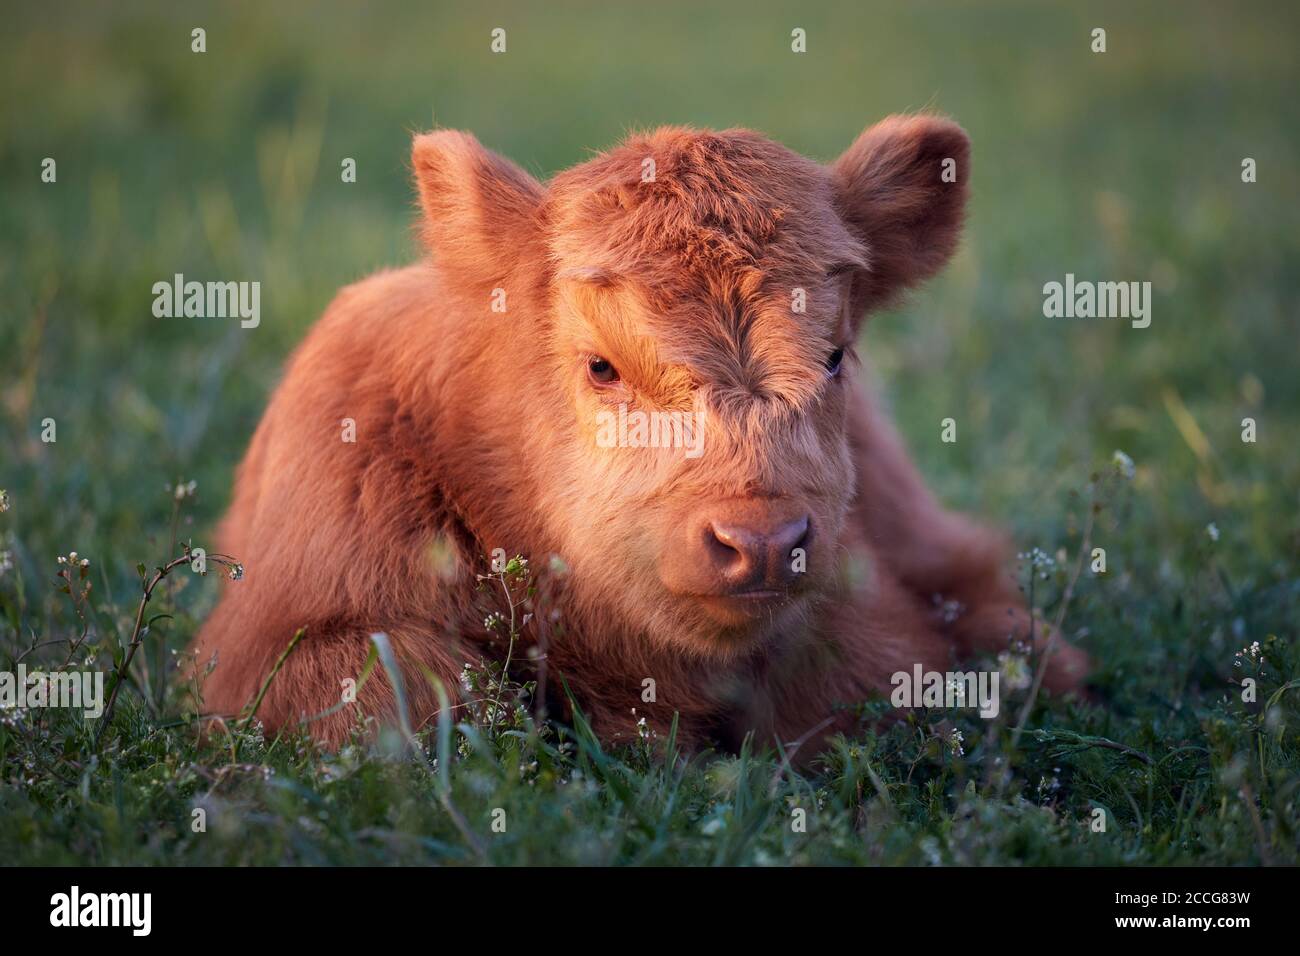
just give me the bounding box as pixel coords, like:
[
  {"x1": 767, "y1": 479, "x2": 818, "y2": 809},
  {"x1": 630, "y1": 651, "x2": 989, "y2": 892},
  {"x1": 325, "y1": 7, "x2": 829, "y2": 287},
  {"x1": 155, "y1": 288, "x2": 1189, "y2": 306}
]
[{"x1": 825, "y1": 347, "x2": 846, "y2": 375}]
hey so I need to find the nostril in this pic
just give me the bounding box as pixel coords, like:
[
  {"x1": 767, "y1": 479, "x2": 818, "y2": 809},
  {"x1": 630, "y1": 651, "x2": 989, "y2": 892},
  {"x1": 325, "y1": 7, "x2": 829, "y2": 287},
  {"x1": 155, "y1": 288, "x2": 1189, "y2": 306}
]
[
  {"x1": 709, "y1": 523, "x2": 741, "y2": 552},
  {"x1": 708, "y1": 522, "x2": 755, "y2": 567},
  {"x1": 707, "y1": 522, "x2": 768, "y2": 584},
  {"x1": 776, "y1": 515, "x2": 811, "y2": 556}
]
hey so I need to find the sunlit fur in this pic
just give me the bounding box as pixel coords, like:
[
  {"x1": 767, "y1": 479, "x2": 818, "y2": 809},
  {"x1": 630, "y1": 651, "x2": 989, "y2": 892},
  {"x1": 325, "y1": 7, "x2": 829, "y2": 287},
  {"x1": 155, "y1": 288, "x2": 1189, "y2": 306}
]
[{"x1": 192, "y1": 116, "x2": 1088, "y2": 754}]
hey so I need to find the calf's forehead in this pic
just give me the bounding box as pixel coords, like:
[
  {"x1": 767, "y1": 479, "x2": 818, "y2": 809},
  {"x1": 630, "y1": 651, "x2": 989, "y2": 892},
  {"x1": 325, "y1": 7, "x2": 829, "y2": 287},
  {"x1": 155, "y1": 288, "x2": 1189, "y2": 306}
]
[
  {"x1": 545, "y1": 129, "x2": 862, "y2": 356},
  {"x1": 545, "y1": 128, "x2": 865, "y2": 290}
]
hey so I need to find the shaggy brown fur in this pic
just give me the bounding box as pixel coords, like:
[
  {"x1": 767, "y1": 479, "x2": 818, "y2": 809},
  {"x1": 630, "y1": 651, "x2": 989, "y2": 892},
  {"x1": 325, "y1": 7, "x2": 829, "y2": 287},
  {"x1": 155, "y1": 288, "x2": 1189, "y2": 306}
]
[{"x1": 192, "y1": 115, "x2": 1088, "y2": 754}]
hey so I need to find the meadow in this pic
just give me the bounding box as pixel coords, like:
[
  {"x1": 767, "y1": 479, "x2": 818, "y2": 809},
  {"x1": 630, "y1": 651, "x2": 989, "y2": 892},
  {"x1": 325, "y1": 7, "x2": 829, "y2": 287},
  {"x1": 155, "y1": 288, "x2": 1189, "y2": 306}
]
[{"x1": 1, "y1": 0, "x2": 1297, "y2": 865}]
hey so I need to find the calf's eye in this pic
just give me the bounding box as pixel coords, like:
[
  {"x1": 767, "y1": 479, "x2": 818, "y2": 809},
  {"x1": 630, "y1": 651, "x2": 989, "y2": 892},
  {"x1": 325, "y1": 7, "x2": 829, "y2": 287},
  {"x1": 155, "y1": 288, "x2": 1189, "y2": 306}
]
[
  {"x1": 824, "y1": 347, "x2": 846, "y2": 376},
  {"x1": 587, "y1": 355, "x2": 620, "y2": 386}
]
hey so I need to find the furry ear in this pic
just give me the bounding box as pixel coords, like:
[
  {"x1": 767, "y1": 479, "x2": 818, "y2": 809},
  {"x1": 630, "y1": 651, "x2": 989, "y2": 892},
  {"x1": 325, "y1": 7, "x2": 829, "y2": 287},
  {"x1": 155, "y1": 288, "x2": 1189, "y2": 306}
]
[
  {"x1": 830, "y1": 114, "x2": 970, "y2": 316},
  {"x1": 411, "y1": 130, "x2": 544, "y2": 289}
]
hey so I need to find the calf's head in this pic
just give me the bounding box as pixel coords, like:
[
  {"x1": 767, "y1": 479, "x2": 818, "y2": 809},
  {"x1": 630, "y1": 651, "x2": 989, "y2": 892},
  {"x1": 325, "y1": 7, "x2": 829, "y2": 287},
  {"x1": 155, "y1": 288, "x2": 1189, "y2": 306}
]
[{"x1": 412, "y1": 116, "x2": 969, "y2": 654}]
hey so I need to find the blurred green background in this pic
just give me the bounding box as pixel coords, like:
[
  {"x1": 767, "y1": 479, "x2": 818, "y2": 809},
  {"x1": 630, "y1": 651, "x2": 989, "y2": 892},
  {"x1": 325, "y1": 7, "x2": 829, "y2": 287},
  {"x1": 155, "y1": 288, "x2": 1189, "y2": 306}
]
[{"x1": 1, "y1": 0, "x2": 1298, "y2": 866}]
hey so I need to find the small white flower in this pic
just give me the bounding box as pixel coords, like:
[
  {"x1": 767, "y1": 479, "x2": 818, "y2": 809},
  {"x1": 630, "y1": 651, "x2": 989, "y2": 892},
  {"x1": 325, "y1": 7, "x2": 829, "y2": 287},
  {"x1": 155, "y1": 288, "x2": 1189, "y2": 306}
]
[
  {"x1": 1234, "y1": 641, "x2": 1263, "y2": 667},
  {"x1": 946, "y1": 729, "x2": 965, "y2": 756},
  {"x1": 168, "y1": 479, "x2": 198, "y2": 501},
  {"x1": 1206, "y1": 522, "x2": 1220, "y2": 542},
  {"x1": 997, "y1": 650, "x2": 1033, "y2": 691},
  {"x1": 1111, "y1": 449, "x2": 1136, "y2": 480},
  {"x1": 932, "y1": 594, "x2": 965, "y2": 623},
  {"x1": 1019, "y1": 547, "x2": 1056, "y2": 579}
]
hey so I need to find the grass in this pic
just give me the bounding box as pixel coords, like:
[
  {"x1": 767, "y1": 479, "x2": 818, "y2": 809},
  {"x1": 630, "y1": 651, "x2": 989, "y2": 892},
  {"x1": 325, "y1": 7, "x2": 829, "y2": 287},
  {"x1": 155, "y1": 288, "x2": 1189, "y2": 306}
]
[{"x1": 1, "y1": 0, "x2": 1298, "y2": 865}]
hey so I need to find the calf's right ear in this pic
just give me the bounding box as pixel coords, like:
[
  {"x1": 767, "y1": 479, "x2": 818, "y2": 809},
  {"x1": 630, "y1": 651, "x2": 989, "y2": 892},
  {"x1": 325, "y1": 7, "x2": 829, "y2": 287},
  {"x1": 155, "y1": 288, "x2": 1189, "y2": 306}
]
[{"x1": 411, "y1": 130, "x2": 545, "y2": 288}]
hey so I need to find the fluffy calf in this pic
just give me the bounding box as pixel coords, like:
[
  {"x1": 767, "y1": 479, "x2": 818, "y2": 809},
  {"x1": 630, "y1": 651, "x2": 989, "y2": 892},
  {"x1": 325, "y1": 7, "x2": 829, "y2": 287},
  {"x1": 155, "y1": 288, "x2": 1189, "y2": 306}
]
[{"x1": 192, "y1": 115, "x2": 1088, "y2": 753}]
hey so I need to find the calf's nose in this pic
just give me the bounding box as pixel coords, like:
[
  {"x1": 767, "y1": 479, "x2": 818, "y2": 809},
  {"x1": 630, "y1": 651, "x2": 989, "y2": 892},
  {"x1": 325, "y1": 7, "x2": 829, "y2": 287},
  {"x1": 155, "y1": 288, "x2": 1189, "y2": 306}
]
[{"x1": 705, "y1": 514, "x2": 810, "y2": 591}]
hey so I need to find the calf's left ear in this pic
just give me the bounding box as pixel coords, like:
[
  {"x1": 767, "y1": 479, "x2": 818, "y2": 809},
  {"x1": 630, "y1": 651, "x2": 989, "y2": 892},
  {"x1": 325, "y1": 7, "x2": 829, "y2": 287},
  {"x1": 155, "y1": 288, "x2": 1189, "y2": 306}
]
[
  {"x1": 411, "y1": 130, "x2": 545, "y2": 289},
  {"x1": 830, "y1": 114, "x2": 970, "y2": 315}
]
